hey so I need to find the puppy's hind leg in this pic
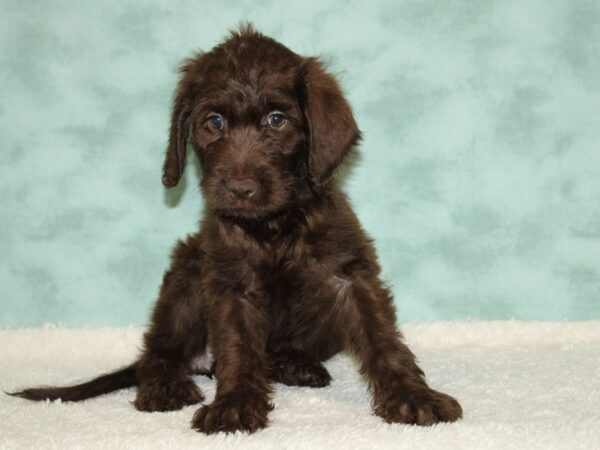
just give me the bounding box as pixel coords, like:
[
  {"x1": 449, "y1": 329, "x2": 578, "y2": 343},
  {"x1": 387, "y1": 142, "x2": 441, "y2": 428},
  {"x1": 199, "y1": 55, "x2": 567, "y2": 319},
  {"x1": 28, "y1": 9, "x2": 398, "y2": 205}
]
[
  {"x1": 135, "y1": 238, "x2": 208, "y2": 412},
  {"x1": 268, "y1": 348, "x2": 332, "y2": 388}
]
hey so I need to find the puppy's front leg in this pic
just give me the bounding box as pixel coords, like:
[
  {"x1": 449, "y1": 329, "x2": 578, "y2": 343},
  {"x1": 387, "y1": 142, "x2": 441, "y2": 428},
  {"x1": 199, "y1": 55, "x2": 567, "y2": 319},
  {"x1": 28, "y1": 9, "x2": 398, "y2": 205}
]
[
  {"x1": 192, "y1": 287, "x2": 273, "y2": 434},
  {"x1": 339, "y1": 277, "x2": 463, "y2": 425},
  {"x1": 135, "y1": 240, "x2": 207, "y2": 412}
]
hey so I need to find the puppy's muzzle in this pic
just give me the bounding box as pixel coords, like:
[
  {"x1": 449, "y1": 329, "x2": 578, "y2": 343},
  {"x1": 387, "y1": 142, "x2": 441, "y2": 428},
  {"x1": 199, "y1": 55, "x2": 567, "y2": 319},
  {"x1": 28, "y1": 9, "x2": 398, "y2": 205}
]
[{"x1": 227, "y1": 178, "x2": 257, "y2": 199}]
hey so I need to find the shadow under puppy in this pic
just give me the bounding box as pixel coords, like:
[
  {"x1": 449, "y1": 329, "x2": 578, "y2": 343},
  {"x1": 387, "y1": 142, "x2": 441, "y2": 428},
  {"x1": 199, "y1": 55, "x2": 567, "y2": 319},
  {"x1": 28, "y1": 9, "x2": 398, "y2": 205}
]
[{"x1": 10, "y1": 25, "x2": 462, "y2": 434}]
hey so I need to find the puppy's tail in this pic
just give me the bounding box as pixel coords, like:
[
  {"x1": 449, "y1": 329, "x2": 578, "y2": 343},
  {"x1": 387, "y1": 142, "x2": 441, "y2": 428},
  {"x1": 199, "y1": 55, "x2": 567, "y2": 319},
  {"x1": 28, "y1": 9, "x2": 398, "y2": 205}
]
[{"x1": 6, "y1": 362, "x2": 137, "y2": 402}]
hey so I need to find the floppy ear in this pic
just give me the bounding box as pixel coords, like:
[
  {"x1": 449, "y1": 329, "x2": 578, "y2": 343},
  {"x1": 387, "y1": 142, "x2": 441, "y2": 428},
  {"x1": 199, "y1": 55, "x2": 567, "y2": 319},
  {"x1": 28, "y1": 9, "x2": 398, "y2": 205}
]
[
  {"x1": 300, "y1": 58, "x2": 361, "y2": 192},
  {"x1": 162, "y1": 61, "x2": 196, "y2": 188}
]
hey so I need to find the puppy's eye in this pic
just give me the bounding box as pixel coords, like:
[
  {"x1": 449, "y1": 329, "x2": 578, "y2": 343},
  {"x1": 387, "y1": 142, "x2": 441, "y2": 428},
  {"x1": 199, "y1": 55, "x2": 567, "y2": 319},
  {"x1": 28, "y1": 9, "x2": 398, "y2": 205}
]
[
  {"x1": 207, "y1": 114, "x2": 224, "y2": 131},
  {"x1": 267, "y1": 111, "x2": 287, "y2": 129}
]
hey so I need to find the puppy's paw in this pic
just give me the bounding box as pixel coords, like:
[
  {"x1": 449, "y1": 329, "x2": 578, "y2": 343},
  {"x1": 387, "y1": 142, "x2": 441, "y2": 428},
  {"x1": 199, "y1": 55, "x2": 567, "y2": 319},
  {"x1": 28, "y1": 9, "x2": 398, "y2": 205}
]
[
  {"x1": 134, "y1": 377, "x2": 204, "y2": 412},
  {"x1": 272, "y1": 360, "x2": 332, "y2": 387},
  {"x1": 191, "y1": 392, "x2": 272, "y2": 434},
  {"x1": 269, "y1": 349, "x2": 332, "y2": 388},
  {"x1": 375, "y1": 388, "x2": 462, "y2": 426}
]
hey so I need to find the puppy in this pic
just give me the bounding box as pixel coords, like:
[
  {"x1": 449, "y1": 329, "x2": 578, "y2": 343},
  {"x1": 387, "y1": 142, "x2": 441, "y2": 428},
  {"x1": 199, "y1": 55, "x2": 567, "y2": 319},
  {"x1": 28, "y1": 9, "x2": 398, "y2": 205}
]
[{"x1": 11, "y1": 25, "x2": 462, "y2": 434}]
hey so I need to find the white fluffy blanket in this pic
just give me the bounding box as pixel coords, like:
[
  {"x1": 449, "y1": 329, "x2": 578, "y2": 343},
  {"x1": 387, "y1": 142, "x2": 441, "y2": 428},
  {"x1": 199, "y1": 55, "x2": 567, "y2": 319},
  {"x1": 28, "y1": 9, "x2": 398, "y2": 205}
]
[{"x1": 1, "y1": 321, "x2": 599, "y2": 449}]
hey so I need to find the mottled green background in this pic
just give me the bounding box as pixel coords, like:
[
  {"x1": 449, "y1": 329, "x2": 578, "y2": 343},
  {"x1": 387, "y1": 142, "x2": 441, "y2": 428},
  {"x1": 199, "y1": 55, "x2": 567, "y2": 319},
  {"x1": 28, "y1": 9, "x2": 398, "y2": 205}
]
[{"x1": 1, "y1": 0, "x2": 599, "y2": 326}]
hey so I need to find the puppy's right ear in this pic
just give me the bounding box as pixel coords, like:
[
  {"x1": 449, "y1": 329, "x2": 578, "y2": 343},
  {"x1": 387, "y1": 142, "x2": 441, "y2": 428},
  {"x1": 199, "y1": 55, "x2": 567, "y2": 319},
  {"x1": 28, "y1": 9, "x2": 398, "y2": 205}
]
[{"x1": 162, "y1": 60, "x2": 197, "y2": 188}]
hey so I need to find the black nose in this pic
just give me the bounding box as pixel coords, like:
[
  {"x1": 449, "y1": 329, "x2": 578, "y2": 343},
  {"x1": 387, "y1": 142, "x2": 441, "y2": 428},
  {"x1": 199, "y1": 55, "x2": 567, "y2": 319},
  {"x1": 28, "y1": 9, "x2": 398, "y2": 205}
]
[{"x1": 227, "y1": 178, "x2": 257, "y2": 199}]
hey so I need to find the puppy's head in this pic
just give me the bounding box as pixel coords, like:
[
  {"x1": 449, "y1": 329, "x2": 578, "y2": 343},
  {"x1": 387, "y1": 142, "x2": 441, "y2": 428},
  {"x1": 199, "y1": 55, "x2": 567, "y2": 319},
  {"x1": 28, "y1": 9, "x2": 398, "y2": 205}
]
[{"x1": 162, "y1": 25, "x2": 360, "y2": 219}]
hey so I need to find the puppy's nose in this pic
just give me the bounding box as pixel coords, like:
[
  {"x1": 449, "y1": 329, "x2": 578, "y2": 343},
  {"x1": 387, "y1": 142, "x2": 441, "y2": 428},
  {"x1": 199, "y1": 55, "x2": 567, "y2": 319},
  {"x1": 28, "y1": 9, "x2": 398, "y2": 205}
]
[{"x1": 227, "y1": 178, "x2": 257, "y2": 199}]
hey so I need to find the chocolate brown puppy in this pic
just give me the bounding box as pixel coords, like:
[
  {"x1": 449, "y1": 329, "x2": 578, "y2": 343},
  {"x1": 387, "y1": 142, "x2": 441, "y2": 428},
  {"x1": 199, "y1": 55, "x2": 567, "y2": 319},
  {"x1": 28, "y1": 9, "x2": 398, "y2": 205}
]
[{"x1": 11, "y1": 25, "x2": 462, "y2": 434}]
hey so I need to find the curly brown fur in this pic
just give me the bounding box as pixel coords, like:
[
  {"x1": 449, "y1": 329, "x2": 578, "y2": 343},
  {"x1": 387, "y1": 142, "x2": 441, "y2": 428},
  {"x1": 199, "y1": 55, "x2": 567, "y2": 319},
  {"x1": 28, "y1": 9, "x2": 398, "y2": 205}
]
[{"x1": 9, "y1": 25, "x2": 462, "y2": 434}]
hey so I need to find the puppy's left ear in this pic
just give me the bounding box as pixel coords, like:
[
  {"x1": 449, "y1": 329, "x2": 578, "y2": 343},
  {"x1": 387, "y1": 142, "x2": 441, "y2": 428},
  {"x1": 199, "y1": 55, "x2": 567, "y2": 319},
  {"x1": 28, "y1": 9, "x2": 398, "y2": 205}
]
[
  {"x1": 162, "y1": 61, "x2": 196, "y2": 188},
  {"x1": 299, "y1": 58, "x2": 361, "y2": 192}
]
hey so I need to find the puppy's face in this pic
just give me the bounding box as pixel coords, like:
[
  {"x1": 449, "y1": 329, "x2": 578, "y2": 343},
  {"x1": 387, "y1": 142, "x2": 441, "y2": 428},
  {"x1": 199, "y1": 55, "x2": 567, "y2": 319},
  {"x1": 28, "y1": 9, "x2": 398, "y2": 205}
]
[
  {"x1": 162, "y1": 27, "x2": 361, "y2": 220},
  {"x1": 191, "y1": 46, "x2": 305, "y2": 219}
]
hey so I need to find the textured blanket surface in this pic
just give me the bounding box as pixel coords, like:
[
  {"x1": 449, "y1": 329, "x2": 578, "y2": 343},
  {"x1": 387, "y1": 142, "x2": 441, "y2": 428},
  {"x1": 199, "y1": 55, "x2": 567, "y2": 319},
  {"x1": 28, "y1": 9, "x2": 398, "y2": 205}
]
[{"x1": 1, "y1": 321, "x2": 599, "y2": 449}]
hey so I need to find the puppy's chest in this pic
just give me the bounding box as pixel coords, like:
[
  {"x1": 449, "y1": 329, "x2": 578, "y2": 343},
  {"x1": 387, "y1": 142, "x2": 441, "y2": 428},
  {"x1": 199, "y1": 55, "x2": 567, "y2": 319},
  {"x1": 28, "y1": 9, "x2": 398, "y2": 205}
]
[
  {"x1": 228, "y1": 227, "x2": 359, "y2": 302},
  {"x1": 260, "y1": 246, "x2": 353, "y2": 300}
]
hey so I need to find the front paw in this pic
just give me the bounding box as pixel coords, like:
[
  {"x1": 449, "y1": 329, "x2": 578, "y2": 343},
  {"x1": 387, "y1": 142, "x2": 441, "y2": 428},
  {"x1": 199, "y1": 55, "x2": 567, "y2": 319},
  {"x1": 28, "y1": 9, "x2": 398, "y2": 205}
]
[
  {"x1": 191, "y1": 392, "x2": 273, "y2": 434},
  {"x1": 375, "y1": 388, "x2": 462, "y2": 426},
  {"x1": 135, "y1": 377, "x2": 204, "y2": 412}
]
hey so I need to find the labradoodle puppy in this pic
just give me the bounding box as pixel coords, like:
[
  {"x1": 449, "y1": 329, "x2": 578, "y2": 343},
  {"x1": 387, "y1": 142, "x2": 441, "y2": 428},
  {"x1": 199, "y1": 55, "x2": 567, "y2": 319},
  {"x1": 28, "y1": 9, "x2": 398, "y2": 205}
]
[{"x1": 11, "y1": 26, "x2": 462, "y2": 434}]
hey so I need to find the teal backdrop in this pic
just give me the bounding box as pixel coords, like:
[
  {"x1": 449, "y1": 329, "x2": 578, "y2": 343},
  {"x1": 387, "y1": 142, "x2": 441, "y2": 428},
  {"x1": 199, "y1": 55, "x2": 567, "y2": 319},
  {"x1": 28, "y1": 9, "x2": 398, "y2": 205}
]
[{"x1": 1, "y1": 0, "x2": 599, "y2": 326}]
